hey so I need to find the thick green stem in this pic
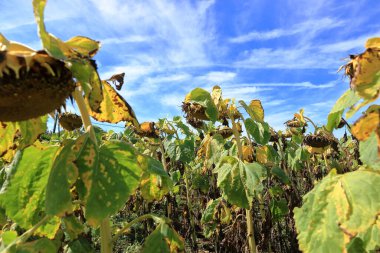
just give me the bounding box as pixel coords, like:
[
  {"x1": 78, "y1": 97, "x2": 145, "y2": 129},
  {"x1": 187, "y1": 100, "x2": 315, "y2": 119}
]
[
  {"x1": 246, "y1": 208, "x2": 257, "y2": 253},
  {"x1": 73, "y1": 87, "x2": 112, "y2": 253}
]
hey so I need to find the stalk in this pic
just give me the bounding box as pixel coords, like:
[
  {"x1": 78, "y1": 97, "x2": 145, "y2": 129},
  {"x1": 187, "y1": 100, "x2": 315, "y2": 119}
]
[
  {"x1": 184, "y1": 168, "x2": 198, "y2": 251},
  {"x1": 73, "y1": 87, "x2": 112, "y2": 253},
  {"x1": 229, "y1": 114, "x2": 257, "y2": 253}
]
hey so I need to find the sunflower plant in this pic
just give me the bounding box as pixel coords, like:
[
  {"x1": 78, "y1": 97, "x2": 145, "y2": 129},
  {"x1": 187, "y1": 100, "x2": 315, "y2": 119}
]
[{"x1": 0, "y1": 0, "x2": 183, "y2": 252}]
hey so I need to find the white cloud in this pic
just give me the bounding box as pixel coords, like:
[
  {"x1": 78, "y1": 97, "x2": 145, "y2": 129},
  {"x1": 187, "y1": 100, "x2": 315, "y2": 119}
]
[
  {"x1": 160, "y1": 93, "x2": 185, "y2": 108},
  {"x1": 231, "y1": 81, "x2": 337, "y2": 89},
  {"x1": 101, "y1": 35, "x2": 153, "y2": 45},
  {"x1": 230, "y1": 18, "x2": 345, "y2": 43},
  {"x1": 199, "y1": 71, "x2": 236, "y2": 83}
]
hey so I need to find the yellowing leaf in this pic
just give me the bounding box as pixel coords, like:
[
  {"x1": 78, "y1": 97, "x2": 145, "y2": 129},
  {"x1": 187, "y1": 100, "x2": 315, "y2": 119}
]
[
  {"x1": 65, "y1": 36, "x2": 100, "y2": 58},
  {"x1": 0, "y1": 116, "x2": 47, "y2": 162},
  {"x1": 87, "y1": 81, "x2": 139, "y2": 127},
  {"x1": 365, "y1": 37, "x2": 380, "y2": 49},
  {"x1": 239, "y1": 100, "x2": 264, "y2": 122},
  {"x1": 350, "y1": 48, "x2": 380, "y2": 100},
  {"x1": 351, "y1": 106, "x2": 379, "y2": 141},
  {"x1": 295, "y1": 170, "x2": 380, "y2": 253}
]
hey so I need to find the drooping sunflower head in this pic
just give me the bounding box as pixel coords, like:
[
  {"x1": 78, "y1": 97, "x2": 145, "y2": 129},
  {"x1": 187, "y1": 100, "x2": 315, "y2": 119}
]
[
  {"x1": 181, "y1": 102, "x2": 209, "y2": 121},
  {"x1": 59, "y1": 112, "x2": 83, "y2": 131},
  {"x1": 303, "y1": 134, "x2": 331, "y2": 148},
  {"x1": 0, "y1": 42, "x2": 76, "y2": 122}
]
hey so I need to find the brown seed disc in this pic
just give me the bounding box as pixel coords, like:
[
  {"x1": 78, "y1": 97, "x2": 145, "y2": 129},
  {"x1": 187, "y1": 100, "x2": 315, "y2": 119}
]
[
  {"x1": 182, "y1": 102, "x2": 208, "y2": 121},
  {"x1": 186, "y1": 116, "x2": 204, "y2": 129},
  {"x1": 59, "y1": 112, "x2": 83, "y2": 131},
  {"x1": 216, "y1": 126, "x2": 233, "y2": 139},
  {"x1": 0, "y1": 50, "x2": 76, "y2": 122},
  {"x1": 303, "y1": 134, "x2": 331, "y2": 148}
]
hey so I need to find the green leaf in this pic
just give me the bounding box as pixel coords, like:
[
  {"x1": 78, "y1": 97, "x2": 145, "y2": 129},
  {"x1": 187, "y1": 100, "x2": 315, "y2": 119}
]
[
  {"x1": 173, "y1": 117, "x2": 192, "y2": 136},
  {"x1": 2, "y1": 231, "x2": 17, "y2": 246},
  {"x1": 359, "y1": 132, "x2": 380, "y2": 170},
  {"x1": 244, "y1": 118, "x2": 270, "y2": 145},
  {"x1": 75, "y1": 136, "x2": 142, "y2": 226},
  {"x1": 270, "y1": 198, "x2": 289, "y2": 221},
  {"x1": 185, "y1": 88, "x2": 218, "y2": 122},
  {"x1": 64, "y1": 237, "x2": 95, "y2": 253},
  {"x1": 65, "y1": 36, "x2": 100, "y2": 58},
  {"x1": 214, "y1": 157, "x2": 266, "y2": 209},
  {"x1": 138, "y1": 155, "x2": 173, "y2": 203},
  {"x1": 271, "y1": 166, "x2": 290, "y2": 185},
  {"x1": 0, "y1": 116, "x2": 47, "y2": 162},
  {"x1": 0, "y1": 144, "x2": 60, "y2": 238},
  {"x1": 14, "y1": 238, "x2": 58, "y2": 253},
  {"x1": 142, "y1": 223, "x2": 185, "y2": 253},
  {"x1": 330, "y1": 89, "x2": 361, "y2": 114},
  {"x1": 164, "y1": 139, "x2": 194, "y2": 164},
  {"x1": 326, "y1": 89, "x2": 361, "y2": 131},
  {"x1": 201, "y1": 198, "x2": 230, "y2": 238},
  {"x1": 239, "y1": 100, "x2": 264, "y2": 122},
  {"x1": 294, "y1": 169, "x2": 380, "y2": 253},
  {"x1": 62, "y1": 215, "x2": 85, "y2": 240},
  {"x1": 45, "y1": 140, "x2": 79, "y2": 216}
]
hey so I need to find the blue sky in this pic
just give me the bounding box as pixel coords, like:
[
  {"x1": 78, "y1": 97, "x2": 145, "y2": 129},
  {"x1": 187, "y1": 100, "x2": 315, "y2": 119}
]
[{"x1": 1, "y1": 0, "x2": 379, "y2": 131}]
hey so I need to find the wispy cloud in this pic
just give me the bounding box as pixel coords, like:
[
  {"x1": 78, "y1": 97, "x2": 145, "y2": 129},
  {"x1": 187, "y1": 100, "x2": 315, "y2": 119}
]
[
  {"x1": 199, "y1": 71, "x2": 236, "y2": 83},
  {"x1": 229, "y1": 18, "x2": 345, "y2": 43},
  {"x1": 232, "y1": 81, "x2": 337, "y2": 89}
]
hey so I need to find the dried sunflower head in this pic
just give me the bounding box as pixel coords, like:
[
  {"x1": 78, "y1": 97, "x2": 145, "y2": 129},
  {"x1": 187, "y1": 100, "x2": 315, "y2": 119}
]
[
  {"x1": 303, "y1": 134, "x2": 331, "y2": 148},
  {"x1": 0, "y1": 42, "x2": 75, "y2": 122},
  {"x1": 182, "y1": 102, "x2": 208, "y2": 121},
  {"x1": 59, "y1": 112, "x2": 82, "y2": 131},
  {"x1": 186, "y1": 115, "x2": 204, "y2": 129},
  {"x1": 284, "y1": 118, "x2": 306, "y2": 128},
  {"x1": 135, "y1": 121, "x2": 159, "y2": 138},
  {"x1": 215, "y1": 126, "x2": 233, "y2": 139}
]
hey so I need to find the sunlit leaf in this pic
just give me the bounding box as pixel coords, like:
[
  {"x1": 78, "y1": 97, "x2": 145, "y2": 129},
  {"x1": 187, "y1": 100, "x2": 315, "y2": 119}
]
[
  {"x1": 138, "y1": 155, "x2": 173, "y2": 203},
  {"x1": 365, "y1": 37, "x2": 380, "y2": 49},
  {"x1": 359, "y1": 132, "x2": 380, "y2": 170},
  {"x1": 244, "y1": 118, "x2": 270, "y2": 145},
  {"x1": 294, "y1": 169, "x2": 380, "y2": 253},
  {"x1": 87, "y1": 81, "x2": 139, "y2": 127},
  {"x1": 350, "y1": 48, "x2": 380, "y2": 100},
  {"x1": 214, "y1": 157, "x2": 266, "y2": 209},
  {"x1": 239, "y1": 100, "x2": 264, "y2": 122},
  {"x1": 0, "y1": 116, "x2": 47, "y2": 162},
  {"x1": 75, "y1": 135, "x2": 142, "y2": 227},
  {"x1": 185, "y1": 88, "x2": 218, "y2": 122},
  {"x1": 142, "y1": 223, "x2": 185, "y2": 253},
  {"x1": 65, "y1": 36, "x2": 100, "y2": 58},
  {"x1": 45, "y1": 140, "x2": 79, "y2": 216},
  {"x1": 2, "y1": 231, "x2": 17, "y2": 246},
  {"x1": 0, "y1": 144, "x2": 60, "y2": 238},
  {"x1": 351, "y1": 105, "x2": 380, "y2": 141},
  {"x1": 326, "y1": 89, "x2": 361, "y2": 131}
]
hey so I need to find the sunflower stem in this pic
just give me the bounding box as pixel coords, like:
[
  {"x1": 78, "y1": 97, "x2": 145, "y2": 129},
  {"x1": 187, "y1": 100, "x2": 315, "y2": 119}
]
[{"x1": 73, "y1": 87, "x2": 113, "y2": 253}]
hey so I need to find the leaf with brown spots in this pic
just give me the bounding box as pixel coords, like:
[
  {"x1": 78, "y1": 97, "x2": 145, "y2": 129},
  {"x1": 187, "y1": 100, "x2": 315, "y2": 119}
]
[
  {"x1": 86, "y1": 81, "x2": 139, "y2": 128},
  {"x1": 74, "y1": 135, "x2": 142, "y2": 227},
  {"x1": 0, "y1": 116, "x2": 47, "y2": 162},
  {"x1": 138, "y1": 154, "x2": 173, "y2": 203},
  {"x1": 351, "y1": 105, "x2": 380, "y2": 141},
  {"x1": 142, "y1": 223, "x2": 185, "y2": 253}
]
